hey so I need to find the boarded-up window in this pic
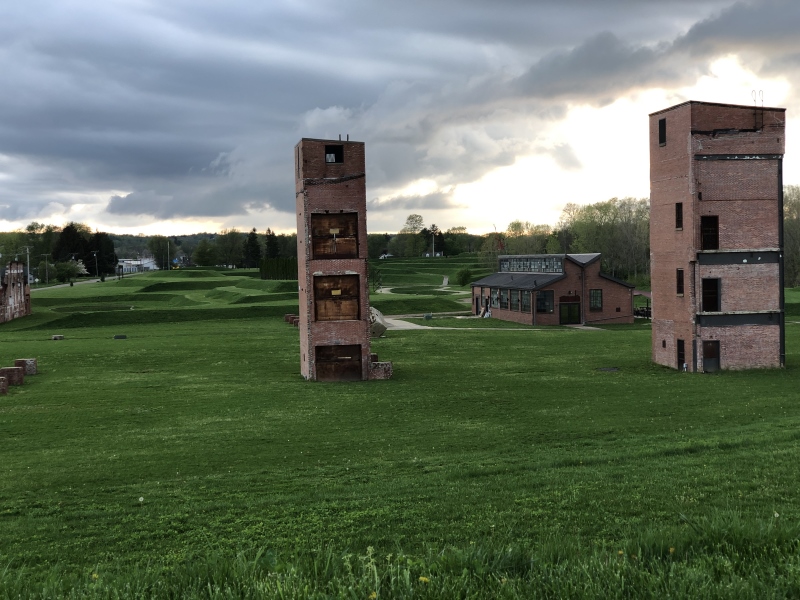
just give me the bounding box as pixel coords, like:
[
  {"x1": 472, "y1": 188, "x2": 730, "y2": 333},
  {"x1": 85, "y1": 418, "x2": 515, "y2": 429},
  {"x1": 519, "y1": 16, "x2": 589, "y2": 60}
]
[
  {"x1": 315, "y1": 344, "x2": 362, "y2": 381},
  {"x1": 311, "y1": 213, "x2": 359, "y2": 259},
  {"x1": 314, "y1": 275, "x2": 360, "y2": 321}
]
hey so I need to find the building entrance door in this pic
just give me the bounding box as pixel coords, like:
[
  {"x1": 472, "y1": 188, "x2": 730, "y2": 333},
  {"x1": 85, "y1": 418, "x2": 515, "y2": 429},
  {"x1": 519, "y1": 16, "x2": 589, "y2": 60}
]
[
  {"x1": 559, "y1": 302, "x2": 581, "y2": 325},
  {"x1": 702, "y1": 340, "x2": 720, "y2": 372}
]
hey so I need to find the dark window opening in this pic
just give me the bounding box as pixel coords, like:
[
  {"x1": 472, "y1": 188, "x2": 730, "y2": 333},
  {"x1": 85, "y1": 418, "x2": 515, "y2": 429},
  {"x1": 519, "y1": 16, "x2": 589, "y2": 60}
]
[
  {"x1": 589, "y1": 289, "x2": 602, "y2": 311},
  {"x1": 703, "y1": 340, "x2": 720, "y2": 372},
  {"x1": 701, "y1": 216, "x2": 719, "y2": 250},
  {"x1": 698, "y1": 192, "x2": 703, "y2": 201},
  {"x1": 536, "y1": 290, "x2": 554, "y2": 313},
  {"x1": 676, "y1": 269, "x2": 684, "y2": 295},
  {"x1": 675, "y1": 203, "x2": 683, "y2": 229},
  {"x1": 658, "y1": 118, "x2": 666, "y2": 146},
  {"x1": 677, "y1": 339, "x2": 685, "y2": 369},
  {"x1": 324, "y1": 145, "x2": 344, "y2": 164},
  {"x1": 701, "y1": 278, "x2": 721, "y2": 312},
  {"x1": 315, "y1": 344, "x2": 362, "y2": 382},
  {"x1": 521, "y1": 291, "x2": 531, "y2": 312},
  {"x1": 662, "y1": 340, "x2": 666, "y2": 349},
  {"x1": 510, "y1": 289, "x2": 519, "y2": 311}
]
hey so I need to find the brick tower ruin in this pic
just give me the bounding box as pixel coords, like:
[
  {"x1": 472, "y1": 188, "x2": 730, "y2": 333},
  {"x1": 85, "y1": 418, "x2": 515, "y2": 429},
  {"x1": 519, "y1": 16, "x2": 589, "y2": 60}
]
[
  {"x1": 649, "y1": 101, "x2": 786, "y2": 371},
  {"x1": 294, "y1": 138, "x2": 392, "y2": 381}
]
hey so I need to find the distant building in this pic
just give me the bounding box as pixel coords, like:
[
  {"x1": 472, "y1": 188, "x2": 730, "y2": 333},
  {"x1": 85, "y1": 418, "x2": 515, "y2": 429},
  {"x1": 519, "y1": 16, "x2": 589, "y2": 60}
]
[
  {"x1": 471, "y1": 253, "x2": 634, "y2": 325},
  {"x1": 117, "y1": 257, "x2": 158, "y2": 273},
  {"x1": 649, "y1": 101, "x2": 785, "y2": 371},
  {"x1": 0, "y1": 261, "x2": 32, "y2": 324}
]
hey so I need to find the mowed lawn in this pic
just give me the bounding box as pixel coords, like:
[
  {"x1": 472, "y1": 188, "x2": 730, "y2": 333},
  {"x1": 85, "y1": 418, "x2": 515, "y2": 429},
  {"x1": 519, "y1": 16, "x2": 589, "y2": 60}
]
[{"x1": 2, "y1": 272, "x2": 800, "y2": 595}]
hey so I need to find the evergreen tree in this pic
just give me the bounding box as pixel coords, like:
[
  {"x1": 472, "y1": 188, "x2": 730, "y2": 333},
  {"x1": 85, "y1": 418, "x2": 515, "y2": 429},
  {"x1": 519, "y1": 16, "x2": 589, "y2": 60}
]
[
  {"x1": 264, "y1": 228, "x2": 280, "y2": 259},
  {"x1": 243, "y1": 228, "x2": 262, "y2": 268}
]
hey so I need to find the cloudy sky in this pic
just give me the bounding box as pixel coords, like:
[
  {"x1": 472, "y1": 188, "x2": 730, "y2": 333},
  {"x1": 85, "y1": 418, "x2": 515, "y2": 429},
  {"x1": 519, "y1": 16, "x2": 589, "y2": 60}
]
[{"x1": 1, "y1": 0, "x2": 798, "y2": 236}]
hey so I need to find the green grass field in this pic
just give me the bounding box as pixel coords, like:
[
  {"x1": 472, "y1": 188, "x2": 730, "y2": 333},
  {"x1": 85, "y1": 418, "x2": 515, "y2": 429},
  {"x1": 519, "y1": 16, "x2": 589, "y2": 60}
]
[{"x1": 2, "y1": 269, "x2": 800, "y2": 597}]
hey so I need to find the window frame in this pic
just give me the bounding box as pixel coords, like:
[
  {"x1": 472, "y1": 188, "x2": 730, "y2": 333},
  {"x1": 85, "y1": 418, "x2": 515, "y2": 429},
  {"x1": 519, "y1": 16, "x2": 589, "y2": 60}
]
[
  {"x1": 589, "y1": 289, "x2": 603, "y2": 311},
  {"x1": 675, "y1": 202, "x2": 683, "y2": 230},
  {"x1": 701, "y1": 215, "x2": 719, "y2": 250},
  {"x1": 324, "y1": 145, "x2": 344, "y2": 164},
  {"x1": 701, "y1": 278, "x2": 721, "y2": 312},
  {"x1": 521, "y1": 291, "x2": 531, "y2": 312},
  {"x1": 536, "y1": 290, "x2": 554, "y2": 314},
  {"x1": 676, "y1": 268, "x2": 684, "y2": 296}
]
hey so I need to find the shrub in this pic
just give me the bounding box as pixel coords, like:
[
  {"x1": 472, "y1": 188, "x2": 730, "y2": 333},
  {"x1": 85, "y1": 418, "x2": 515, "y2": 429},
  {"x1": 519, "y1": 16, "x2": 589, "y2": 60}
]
[{"x1": 455, "y1": 268, "x2": 474, "y2": 287}]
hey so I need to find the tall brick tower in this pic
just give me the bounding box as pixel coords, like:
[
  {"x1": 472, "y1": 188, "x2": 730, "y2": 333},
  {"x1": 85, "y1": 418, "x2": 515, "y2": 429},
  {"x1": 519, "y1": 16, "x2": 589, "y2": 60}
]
[
  {"x1": 649, "y1": 101, "x2": 786, "y2": 372},
  {"x1": 295, "y1": 138, "x2": 376, "y2": 381}
]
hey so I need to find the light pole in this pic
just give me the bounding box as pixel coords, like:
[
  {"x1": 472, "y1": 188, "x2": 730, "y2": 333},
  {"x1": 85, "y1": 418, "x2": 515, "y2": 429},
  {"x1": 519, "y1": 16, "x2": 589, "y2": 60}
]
[
  {"x1": 41, "y1": 253, "x2": 51, "y2": 285},
  {"x1": 91, "y1": 251, "x2": 99, "y2": 279}
]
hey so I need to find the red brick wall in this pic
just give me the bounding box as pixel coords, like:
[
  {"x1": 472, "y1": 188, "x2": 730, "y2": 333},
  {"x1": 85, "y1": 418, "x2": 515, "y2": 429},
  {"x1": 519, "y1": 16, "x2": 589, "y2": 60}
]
[
  {"x1": 698, "y1": 324, "x2": 780, "y2": 370},
  {"x1": 699, "y1": 200, "x2": 779, "y2": 248},
  {"x1": 698, "y1": 161, "x2": 781, "y2": 202},
  {"x1": 696, "y1": 263, "x2": 780, "y2": 312}
]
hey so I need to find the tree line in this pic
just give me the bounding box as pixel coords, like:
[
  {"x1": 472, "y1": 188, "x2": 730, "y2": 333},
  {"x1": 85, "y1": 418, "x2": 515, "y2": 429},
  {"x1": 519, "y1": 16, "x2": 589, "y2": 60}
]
[{"x1": 7, "y1": 187, "x2": 800, "y2": 287}]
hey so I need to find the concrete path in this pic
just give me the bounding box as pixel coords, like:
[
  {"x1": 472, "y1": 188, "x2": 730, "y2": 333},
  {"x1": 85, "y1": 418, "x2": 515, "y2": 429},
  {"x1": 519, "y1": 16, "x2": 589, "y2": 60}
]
[{"x1": 30, "y1": 278, "x2": 101, "y2": 292}]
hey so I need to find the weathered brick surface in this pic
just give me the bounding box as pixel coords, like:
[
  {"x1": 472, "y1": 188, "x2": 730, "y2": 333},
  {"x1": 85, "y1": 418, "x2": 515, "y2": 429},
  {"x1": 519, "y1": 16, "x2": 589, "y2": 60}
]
[
  {"x1": 0, "y1": 261, "x2": 32, "y2": 324},
  {"x1": 650, "y1": 101, "x2": 785, "y2": 371},
  {"x1": 699, "y1": 201, "x2": 779, "y2": 248},
  {"x1": 14, "y1": 358, "x2": 37, "y2": 375},
  {"x1": 697, "y1": 263, "x2": 780, "y2": 312},
  {"x1": 0, "y1": 367, "x2": 24, "y2": 386},
  {"x1": 698, "y1": 324, "x2": 780, "y2": 370},
  {"x1": 296, "y1": 138, "x2": 390, "y2": 380},
  {"x1": 472, "y1": 257, "x2": 634, "y2": 325},
  {"x1": 368, "y1": 361, "x2": 393, "y2": 380}
]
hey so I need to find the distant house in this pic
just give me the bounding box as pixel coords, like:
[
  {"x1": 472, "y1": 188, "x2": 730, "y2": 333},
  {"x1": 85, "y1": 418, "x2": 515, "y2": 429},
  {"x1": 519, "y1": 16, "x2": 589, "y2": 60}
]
[
  {"x1": 471, "y1": 253, "x2": 634, "y2": 325},
  {"x1": 1, "y1": 261, "x2": 32, "y2": 324},
  {"x1": 117, "y1": 257, "x2": 158, "y2": 273}
]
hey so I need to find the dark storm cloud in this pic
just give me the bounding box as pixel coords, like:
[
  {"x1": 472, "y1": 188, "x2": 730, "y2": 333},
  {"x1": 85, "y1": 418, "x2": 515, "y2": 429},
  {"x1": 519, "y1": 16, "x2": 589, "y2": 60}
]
[
  {"x1": 0, "y1": 0, "x2": 792, "y2": 227},
  {"x1": 368, "y1": 190, "x2": 463, "y2": 212}
]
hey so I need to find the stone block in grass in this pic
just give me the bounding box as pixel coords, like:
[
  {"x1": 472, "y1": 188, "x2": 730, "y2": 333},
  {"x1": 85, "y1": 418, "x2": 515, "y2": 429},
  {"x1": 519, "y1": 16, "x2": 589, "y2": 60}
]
[
  {"x1": 0, "y1": 367, "x2": 24, "y2": 386},
  {"x1": 14, "y1": 359, "x2": 37, "y2": 375}
]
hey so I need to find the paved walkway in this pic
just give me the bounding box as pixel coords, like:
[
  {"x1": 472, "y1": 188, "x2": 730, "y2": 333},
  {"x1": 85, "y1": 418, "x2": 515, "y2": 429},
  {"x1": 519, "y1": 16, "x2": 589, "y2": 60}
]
[
  {"x1": 382, "y1": 315, "x2": 603, "y2": 332},
  {"x1": 30, "y1": 278, "x2": 101, "y2": 292}
]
